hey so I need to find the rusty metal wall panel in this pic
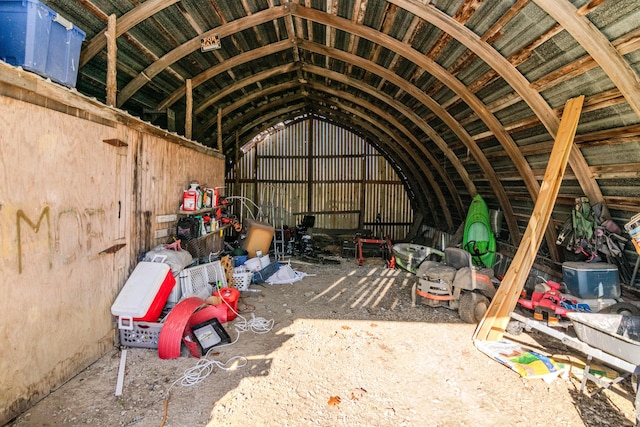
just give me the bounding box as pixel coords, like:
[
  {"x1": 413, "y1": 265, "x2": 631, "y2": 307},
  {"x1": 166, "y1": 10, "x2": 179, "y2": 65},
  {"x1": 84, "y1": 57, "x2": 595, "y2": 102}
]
[{"x1": 226, "y1": 118, "x2": 412, "y2": 240}]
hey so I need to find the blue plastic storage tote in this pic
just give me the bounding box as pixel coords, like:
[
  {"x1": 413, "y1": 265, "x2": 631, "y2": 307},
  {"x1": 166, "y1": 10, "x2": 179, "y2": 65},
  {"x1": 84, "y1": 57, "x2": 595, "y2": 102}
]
[{"x1": 0, "y1": 0, "x2": 86, "y2": 87}]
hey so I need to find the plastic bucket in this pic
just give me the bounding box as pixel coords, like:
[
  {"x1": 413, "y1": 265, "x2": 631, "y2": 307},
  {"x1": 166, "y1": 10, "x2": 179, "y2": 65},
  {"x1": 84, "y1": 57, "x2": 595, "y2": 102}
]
[
  {"x1": 233, "y1": 255, "x2": 248, "y2": 266},
  {"x1": 244, "y1": 257, "x2": 261, "y2": 271}
]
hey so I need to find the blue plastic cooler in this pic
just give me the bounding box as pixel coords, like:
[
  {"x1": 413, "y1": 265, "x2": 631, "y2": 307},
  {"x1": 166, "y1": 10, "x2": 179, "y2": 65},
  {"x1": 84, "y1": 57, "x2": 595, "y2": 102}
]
[{"x1": 0, "y1": 0, "x2": 85, "y2": 87}]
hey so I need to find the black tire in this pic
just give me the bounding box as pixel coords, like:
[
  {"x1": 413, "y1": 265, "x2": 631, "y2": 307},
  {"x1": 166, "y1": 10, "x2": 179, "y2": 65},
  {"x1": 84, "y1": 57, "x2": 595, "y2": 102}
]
[
  {"x1": 601, "y1": 302, "x2": 640, "y2": 316},
  {"x1": 459, "y1": 292, "x2": 490, "y2": 324}
]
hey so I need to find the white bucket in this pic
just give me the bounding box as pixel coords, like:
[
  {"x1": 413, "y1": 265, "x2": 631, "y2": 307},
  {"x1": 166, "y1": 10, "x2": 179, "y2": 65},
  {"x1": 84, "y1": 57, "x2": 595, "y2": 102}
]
[{"x1": 244, "y1": 257, "x2": 262, "y2": 271}]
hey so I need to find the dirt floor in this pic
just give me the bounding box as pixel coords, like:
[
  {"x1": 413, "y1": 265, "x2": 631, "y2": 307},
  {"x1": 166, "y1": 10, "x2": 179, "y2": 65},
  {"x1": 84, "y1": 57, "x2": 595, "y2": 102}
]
[{"x1": 8, "y1": 257, "x2": 638, "y2": 427}]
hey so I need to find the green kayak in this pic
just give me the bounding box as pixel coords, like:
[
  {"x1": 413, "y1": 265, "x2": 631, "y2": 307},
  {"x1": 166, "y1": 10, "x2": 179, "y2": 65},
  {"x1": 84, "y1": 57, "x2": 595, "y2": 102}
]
[{"x1": 462, "y1": 195, "x2": 496, "y2": 268}]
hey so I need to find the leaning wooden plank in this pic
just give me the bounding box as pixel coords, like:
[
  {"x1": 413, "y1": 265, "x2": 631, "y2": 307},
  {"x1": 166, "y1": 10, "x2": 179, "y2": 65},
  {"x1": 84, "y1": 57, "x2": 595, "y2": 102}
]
[
  {"x1": 115, "y1": 349, "x2": 127, "y2": 396},
  {"x1": 473, "y1": 95, "x2": 585, "y2": 342}
]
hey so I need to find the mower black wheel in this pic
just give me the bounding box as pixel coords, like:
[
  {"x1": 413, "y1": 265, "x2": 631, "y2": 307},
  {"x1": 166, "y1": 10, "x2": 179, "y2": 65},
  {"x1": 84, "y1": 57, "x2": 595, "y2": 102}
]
[
  {"x1": 459, "y1": 292, "x2": 490, "y2": 324},
  {"x1": 601, "y1": 302, "x2": 640, "y2": 316}
]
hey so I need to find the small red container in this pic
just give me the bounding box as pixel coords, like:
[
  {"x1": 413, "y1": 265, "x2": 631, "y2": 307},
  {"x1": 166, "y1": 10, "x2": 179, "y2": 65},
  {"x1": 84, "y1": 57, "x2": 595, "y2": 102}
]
[
  {"x1": 182, "y1": 189, "x2": 198, "y2": 211},
  {"x1": 213, "y1": 287, "x2": 240, "y2": 321}
]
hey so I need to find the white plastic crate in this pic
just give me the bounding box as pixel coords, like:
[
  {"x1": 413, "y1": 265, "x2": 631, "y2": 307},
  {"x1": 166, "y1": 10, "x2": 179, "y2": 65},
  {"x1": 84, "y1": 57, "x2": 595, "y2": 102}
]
[
  {"x1": 118, "y1": 320, "x2": 162, "y2": 349},
  {"x1": 179, "y1": 260, "x2": 227, "y2": 299}
]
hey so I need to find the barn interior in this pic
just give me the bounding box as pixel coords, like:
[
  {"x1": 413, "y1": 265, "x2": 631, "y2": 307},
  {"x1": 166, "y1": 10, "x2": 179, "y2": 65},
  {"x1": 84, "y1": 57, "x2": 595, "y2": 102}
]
[{"x1": 2, "y1": 0, "x2": 640, "y2": 425}]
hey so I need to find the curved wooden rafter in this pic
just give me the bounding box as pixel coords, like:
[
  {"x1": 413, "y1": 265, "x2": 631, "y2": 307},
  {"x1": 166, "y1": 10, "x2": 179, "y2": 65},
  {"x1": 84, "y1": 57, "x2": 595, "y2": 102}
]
[
  {"x1": 157, "y1": 40, "x2": 295, "y2": 111},
  {"x1": 84, "y1": 2, "x2": 623, "y2": 257},
  {"x1": 387, "y1": 0, "x2": 603, "y2": 208},
  {"x1": 532, "y1": 0, "x2": 640, "y2": 120},
  {"x1": 292, "y1": 5, "x2": 534, "y2": 247},
  {"x1": 196, "y1": 65, "x2": 466, "y2": 219},
  {"x1": 79, "y1": 0, "x2": 180, "y2": 67},
  {"x1": 227, "y1": 100, "x2": 441, "y2": 226},
  {"x1": 215, "y1": 83, "x2": 455, "y2": 228},
  {"x1": 116, "y1": 6, "x2": 290, "y2": 107}
]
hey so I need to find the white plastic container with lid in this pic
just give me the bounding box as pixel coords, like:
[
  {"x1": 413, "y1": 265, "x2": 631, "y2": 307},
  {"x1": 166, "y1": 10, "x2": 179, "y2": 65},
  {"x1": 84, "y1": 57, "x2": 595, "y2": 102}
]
[{"x1": 111, "y1": 261, "x2": 175, "y2": 330}]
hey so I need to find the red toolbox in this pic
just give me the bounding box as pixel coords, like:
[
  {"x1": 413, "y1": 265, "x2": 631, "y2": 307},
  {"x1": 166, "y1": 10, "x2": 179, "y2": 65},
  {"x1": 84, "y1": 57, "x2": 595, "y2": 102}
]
[{"x1": 111, "y1": 261, "x2": 176, "y2": 329}]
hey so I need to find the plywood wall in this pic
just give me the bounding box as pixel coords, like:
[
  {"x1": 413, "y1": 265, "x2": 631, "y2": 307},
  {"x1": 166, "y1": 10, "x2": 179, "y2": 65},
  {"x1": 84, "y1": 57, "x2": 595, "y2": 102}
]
[{"x1": 0, "y1": 66, "x2": 224, "y2": 425}]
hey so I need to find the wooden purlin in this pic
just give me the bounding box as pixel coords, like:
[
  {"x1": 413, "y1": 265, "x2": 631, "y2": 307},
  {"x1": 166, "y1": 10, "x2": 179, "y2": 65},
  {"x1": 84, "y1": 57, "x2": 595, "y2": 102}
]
[{"x1": 473, "y1": 95, "x2": 585, "y2": 342}]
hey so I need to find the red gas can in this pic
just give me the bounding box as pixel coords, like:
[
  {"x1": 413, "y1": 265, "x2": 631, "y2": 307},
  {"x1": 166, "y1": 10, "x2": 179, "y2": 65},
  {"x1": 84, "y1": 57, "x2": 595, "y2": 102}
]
[
  {"x1": 214, "y1": 287, "x2": 240, "y2": 321},
  {"x1": 182, "y1": 189, "x2": 198, "y2": 211}
]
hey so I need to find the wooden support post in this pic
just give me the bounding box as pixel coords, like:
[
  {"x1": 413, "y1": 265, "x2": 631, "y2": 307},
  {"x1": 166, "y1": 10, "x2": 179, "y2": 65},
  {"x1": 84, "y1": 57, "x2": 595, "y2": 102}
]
[
  {"x1": 106, "y1": 14, "x2": 117, "y2": 107},
  {"x1": 473, "y1": 95, "x2": 585, "y2": 342},
  {"x1": 235, "y1": 130, "x2": 240, "y2": 190},
  {"x1": 253, "y1": 145, "x2": 259, "y2": 216},
  {"x1": 307, "y1": 118, "x2": 314, "y2": 215},
  {"x1": 217, "y1": 108, "x2": 223, "y2": 152},
  {"x1": 359, "y1": 155, "x2": 366, "y2": 230},
  {"x1": 185, "y1": 79, "x2": 192, "y2": 139}
]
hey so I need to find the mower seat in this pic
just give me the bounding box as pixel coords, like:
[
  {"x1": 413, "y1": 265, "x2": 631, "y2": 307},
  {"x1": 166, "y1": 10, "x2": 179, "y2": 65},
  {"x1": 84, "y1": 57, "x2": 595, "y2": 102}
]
[{"x1": 424, "y1": 264, "x2": 457, "y2": 283}]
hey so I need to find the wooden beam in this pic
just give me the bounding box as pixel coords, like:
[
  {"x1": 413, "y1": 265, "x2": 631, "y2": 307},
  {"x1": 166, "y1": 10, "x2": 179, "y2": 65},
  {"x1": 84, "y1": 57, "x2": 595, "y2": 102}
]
[
  {"x1": 157, "y1": 40, "x2": 293, "y2": 111},
  {"x1": 533, "y1": 0, "x2": 640, "y2": 120},
  {"x1": 474, "y1": 95, "x2": 584, "y2": 342},
  {"x1": 235, "y1": 130, "x2": 240, "y2": 188},
  {"x1": 307, "y1": 118, "x2": 314, "y2": 215},
  {"x1": 192, "y1": 47, "x2": 471, "y2": 223},
  {"x1": 117, "y1": 6, "x2": 289, "y2": 107},
  {"x1": 106, "y1": 14, "x2": 117, "y2": 107},
  {"x1": 80, "y1": 0, "x2": 180, "y2": 67},
  {"x1": 384, "y1": 1, "x2": 600, "y2": 208},
  {"x1": 185, "y1": 79, "x2": 192, "y2": 140},
  {"x1": 217, "y1": 107, "x2": 222, "y2": 152}
]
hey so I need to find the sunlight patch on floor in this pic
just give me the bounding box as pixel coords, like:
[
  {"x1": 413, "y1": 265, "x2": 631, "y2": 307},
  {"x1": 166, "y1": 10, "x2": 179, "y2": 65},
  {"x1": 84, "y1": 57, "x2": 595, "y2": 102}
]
[{"x1": 307, "y1": 266, "x2": 413, "y2": 311}]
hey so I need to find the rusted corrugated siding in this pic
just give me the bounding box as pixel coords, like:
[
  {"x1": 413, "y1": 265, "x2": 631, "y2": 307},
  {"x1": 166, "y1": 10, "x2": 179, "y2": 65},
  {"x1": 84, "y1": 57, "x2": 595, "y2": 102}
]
[{"x1": 227, "y1": 117, "x2": 412, "y2": 240}]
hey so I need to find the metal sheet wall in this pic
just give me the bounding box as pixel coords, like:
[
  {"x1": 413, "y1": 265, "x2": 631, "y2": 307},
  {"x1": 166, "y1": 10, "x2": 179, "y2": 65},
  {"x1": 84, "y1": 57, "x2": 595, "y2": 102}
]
[{"x1": 227, "y1": 118, "x2": 413, "y2": 240}]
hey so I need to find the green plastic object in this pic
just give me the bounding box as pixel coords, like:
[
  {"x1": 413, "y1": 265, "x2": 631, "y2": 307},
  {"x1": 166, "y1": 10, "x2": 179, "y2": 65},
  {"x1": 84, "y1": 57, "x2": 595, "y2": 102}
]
[{"x1": 462, "y1": 194, "x2": 496, "y2": 268}]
